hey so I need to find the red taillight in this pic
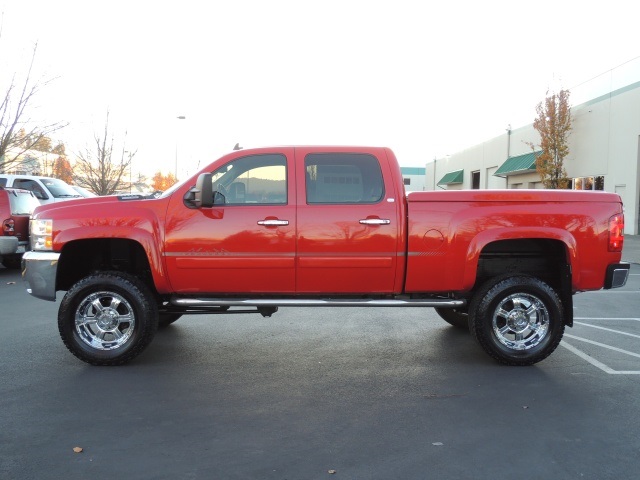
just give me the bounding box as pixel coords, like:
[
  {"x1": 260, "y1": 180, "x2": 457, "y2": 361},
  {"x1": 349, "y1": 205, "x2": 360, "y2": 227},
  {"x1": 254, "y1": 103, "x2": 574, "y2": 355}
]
[
  {"x1": 2, "y1": 219, "x2": 15, "y2": 236},
  {"x1": 608, "y1": 214, "x2": 624, "y2": 252}
]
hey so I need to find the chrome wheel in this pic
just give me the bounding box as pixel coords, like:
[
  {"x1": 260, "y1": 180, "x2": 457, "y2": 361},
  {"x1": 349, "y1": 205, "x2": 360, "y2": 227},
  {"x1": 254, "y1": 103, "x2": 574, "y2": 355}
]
[
  {"x1": 492, "y1": 293, "x2": 549, "y2": 351},
  {"x1": 59, "y1": 272, "x2": 158, "y2": 365},
  {"x1": 75, "y1": 291, "x2": 136, "y2": 351},
  {"x1": 469, "y1": 275, "x2": 564, "y2": 366}
]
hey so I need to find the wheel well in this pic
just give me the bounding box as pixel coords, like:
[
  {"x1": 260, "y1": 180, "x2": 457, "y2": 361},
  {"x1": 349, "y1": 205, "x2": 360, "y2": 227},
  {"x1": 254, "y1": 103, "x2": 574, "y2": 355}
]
[
  {"x1": 478, "y1": 239, "x2": 568, "y2": 288},
  {"x1": 476, "y1": 238, "x2": 573, "y2": 326},
  {"x1": 57, "y1": 239, "x2": 154, "y2": 293}
]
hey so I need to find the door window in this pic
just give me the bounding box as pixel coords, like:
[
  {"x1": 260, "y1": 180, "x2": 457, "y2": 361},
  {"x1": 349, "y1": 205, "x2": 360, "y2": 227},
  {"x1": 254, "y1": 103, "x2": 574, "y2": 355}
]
[
  {"x1": 210, "y1": 154, "x2": 287, "y2": 205},
  {"x1": 305, "y1": 153, "x2": 384, "y2": 204}
]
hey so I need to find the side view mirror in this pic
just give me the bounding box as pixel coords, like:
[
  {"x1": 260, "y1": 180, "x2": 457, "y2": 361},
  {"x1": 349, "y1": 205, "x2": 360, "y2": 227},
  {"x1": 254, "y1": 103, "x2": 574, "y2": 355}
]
[{"x1": 183, "y1": 173, "x2": 213, "y2": 208}]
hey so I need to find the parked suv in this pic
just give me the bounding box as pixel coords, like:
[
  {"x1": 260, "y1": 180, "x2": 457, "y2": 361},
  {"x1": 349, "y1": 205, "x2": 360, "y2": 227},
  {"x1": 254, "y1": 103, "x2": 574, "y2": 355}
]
[
  {"x1": 0, "y1": 187, "x2": 40, "y2": 269},
  {"x1": 0, "y1": 174, "x2": 81, "y2": 205}
]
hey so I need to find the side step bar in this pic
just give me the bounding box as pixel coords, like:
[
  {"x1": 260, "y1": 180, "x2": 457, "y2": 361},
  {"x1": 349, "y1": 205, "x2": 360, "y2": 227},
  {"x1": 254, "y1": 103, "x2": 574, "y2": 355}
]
[{"x1": 170, "y1": 297, "x2": 466, "y2": 308}]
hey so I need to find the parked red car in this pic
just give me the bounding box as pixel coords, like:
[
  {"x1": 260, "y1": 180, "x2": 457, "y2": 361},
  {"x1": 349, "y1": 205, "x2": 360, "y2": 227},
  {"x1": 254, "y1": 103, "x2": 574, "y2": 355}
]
[{"x1": 0, "y1": 187, "x2": 40, "y2": 269}]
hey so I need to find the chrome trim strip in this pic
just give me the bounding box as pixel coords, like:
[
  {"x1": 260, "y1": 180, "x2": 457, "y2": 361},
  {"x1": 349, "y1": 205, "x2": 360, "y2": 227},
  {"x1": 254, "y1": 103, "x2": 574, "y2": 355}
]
[
  {"x1": 163, "y1": 251, "x2": 405, "y2": 257},
  {"x1": 170, "y1": 297, "x2": 466, "y2": 308},
  {"x1": 163, "y1": 252, "x2": 296, "y2": 257},
  {"x1": 22, "y1": 251, "x2": 60, "y2": 301}
]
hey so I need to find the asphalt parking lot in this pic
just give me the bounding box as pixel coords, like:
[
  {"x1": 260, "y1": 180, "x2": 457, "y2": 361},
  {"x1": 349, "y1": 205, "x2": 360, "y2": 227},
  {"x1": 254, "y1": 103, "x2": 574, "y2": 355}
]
[{"x1": 1, "y1": 239, "x2": 639, "y2": 480}]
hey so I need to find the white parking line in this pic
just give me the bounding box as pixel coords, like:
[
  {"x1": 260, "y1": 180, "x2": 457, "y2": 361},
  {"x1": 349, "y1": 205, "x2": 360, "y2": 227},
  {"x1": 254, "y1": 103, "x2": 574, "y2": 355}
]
[
  {"x1": 561, "y1": 342, "x2": 640, "y2": 374},
  {"x1": 561, "y1": 333, "x2": 640, "y2": 374},
  {"x1": 574, "y1": 321, "x2": 640, "y2": 339},
  {"x1": 564, "y1": 333, "x2": 640, "y2": 358},
  {"x1": 574, "y1": 317, "x2": 640, "y2": 321}
]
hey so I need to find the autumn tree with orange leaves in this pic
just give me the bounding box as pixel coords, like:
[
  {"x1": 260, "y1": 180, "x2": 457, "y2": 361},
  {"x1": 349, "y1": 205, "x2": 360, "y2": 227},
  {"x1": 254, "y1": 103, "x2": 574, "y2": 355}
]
[
  {"x1": 151, "y1": 171, "x2": 177, "y2": 191},
  {"x1": 528, "y1": 89, "x2": 572, "y2": 189},
  {"x1": 52, "y1": 156, "x2": 73, "y2": 184}
]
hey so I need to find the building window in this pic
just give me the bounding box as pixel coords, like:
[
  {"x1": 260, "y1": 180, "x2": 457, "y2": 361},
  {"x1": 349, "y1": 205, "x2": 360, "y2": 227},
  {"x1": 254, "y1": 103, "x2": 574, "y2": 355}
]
[
  {"x1": 403, "y1": 178, "x2": 411, "y2": 186},
  {"x1": 471, "y1": 171, "x2": 480, "y2": 189},
  {"x1": 573, "y1": 176, "x2": 604, "y2": 191}
]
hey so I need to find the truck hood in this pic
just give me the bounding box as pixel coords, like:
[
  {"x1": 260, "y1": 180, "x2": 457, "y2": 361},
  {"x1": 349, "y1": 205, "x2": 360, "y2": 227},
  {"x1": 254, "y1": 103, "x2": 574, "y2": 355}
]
[{"x1": 33, "y1": 194, "x2": 157, "y2": 217}]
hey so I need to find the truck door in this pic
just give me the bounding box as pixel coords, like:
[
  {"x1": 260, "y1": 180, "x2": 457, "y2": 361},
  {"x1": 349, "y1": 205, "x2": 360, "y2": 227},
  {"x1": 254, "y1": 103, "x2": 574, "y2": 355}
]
[
  {"x1": 295, "y1": 148, "x2": 401, "y2": 294},
  {"x1": 164, "y1": 150, "x2": 296, "y2": 294}
]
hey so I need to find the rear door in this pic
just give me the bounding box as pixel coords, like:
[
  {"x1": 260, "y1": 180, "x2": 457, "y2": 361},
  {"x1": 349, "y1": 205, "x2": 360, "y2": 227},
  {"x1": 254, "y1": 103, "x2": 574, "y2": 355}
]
[{"x1": 295, "y1": 147, "x2": 401, "y2": 294}]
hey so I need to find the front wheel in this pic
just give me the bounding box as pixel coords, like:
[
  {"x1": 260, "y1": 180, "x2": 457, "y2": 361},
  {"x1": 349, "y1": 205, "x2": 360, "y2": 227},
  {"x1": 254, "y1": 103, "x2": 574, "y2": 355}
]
[
  {"x1": 468, "y1": 275, "x2": 564, "y2": 366},
  {"x1": 58, "y1": 272, "x2": 159, "y2": 365}
]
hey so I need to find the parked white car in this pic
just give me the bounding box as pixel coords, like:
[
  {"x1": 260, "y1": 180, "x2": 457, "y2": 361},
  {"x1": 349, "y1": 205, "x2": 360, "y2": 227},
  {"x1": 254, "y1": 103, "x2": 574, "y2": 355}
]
[{"x1": 0, "y1": 175, "x2": 82, "y2": 205}]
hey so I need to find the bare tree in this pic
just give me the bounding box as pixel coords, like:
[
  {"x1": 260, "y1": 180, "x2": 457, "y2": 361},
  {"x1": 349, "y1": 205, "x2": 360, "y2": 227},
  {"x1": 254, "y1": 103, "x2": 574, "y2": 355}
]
[
  {"x1": 0, "y1": 43, "x2": 67, "y2": 173},
  {"x1": 74, "y1": 112, "x2": 136, "y2": 195}
]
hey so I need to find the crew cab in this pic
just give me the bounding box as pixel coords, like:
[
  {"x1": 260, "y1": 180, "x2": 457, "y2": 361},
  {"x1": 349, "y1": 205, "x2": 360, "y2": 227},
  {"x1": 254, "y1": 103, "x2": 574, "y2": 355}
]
[{"x1": 22, "y1": 146, "x2": 630, "y2": 366}]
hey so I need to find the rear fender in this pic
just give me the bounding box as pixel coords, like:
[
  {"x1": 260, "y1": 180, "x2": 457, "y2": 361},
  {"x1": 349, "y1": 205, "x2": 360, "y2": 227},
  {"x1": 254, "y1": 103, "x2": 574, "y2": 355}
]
[{"x1": 463, "y1": 227, "x2": 578, "y2": 291}]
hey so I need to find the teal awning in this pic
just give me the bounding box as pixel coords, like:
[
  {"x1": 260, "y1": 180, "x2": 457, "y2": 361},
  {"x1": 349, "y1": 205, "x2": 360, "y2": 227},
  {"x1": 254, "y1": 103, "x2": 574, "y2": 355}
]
[
  {"x1": 437, "y1": 169, "x2": 464, "y2": 185},
  {"x1": 494, "y1": 151, "x2": 542, "y2": 177}
]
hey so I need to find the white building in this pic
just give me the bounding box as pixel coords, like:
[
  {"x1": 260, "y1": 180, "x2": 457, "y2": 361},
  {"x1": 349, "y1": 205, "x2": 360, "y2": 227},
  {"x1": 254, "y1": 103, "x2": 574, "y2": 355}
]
[
  {"x1": 400, "y1": 166, "x2": 426, "y2": 192},
  {"x1": 427, "y1": 59, "x2": 640, "y2": 235}
]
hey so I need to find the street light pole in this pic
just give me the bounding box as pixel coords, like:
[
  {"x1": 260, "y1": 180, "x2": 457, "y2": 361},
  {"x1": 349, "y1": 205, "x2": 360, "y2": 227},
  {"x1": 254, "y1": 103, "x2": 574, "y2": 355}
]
[{"x1": 175, "y1": 115, "x2": 186, "y2": 180}]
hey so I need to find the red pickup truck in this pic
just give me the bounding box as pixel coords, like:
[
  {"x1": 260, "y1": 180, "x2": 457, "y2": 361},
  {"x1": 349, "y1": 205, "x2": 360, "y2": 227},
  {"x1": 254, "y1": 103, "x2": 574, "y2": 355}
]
[{"x1": 23, "y1": 146, "x2": 629, "y2": 366}]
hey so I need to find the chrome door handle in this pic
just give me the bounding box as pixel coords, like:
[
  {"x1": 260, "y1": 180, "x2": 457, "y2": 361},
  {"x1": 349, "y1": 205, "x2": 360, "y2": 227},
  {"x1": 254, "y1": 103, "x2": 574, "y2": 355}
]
[
  {"x1": 359, "y1": 218, "x2": 390, "y2": 225},
  {"x1": 257, "y1": 219, "x2": 289, "y2": 226}
]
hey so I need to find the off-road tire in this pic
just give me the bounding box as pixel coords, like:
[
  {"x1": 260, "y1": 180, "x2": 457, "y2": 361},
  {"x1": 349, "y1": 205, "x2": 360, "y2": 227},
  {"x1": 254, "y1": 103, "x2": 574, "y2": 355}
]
[
  {"x1": 468, "y1": 275, "x2": 564, "y2": 366},
  {"x1": 58, "y1": 271, "x2": 158, "y2": 365}
]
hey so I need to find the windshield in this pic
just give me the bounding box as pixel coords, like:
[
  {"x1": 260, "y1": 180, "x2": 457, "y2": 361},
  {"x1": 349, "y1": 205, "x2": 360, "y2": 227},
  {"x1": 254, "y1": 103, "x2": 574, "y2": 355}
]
[
  {"x1": 8, "y1": 190, "x2": 40, "y2": 215},
  {"x1": 40, "y1": 178, "x2": 82, "y2": 198}
]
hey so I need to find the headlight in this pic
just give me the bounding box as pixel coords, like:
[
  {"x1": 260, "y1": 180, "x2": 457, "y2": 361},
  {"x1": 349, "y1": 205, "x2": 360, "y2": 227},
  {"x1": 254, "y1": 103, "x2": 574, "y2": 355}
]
[{"x1": 31, "y1": 219, "x2": 53, "y2": 251}]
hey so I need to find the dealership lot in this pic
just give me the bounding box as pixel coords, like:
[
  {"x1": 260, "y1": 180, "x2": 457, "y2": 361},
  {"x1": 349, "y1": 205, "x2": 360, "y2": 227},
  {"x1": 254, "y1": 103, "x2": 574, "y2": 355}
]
[{"x1": 1, "y1": 262, "x2": 639, "y2": 480}]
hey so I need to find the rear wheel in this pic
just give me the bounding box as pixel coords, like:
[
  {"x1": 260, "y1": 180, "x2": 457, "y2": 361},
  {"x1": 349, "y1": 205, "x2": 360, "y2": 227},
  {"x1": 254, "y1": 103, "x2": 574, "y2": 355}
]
[
  {"x1": 434, "y1": 307, "x2": 469, "y2": 329},
  {"x1": 468, "y1": 275, "x2": 564, "y2": 366},
  {"x1": 58, "y1": 272, "x2": 158, "y2": 365}
]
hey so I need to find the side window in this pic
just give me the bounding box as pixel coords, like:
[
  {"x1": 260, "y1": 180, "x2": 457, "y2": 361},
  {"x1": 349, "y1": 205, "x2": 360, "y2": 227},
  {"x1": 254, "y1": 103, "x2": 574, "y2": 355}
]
[
  {"x1": 13, "y1": 179, "x2": 48, "y2": 199},
  {"x1": 211, "y1": 154, "x2": 287, "y2": 205},
  {"x1": 0, "y1": 178, "x2": 6, "y2": 187},
  {"x1": 305, "y1": 153, "x2": 384, "y2": 204}
]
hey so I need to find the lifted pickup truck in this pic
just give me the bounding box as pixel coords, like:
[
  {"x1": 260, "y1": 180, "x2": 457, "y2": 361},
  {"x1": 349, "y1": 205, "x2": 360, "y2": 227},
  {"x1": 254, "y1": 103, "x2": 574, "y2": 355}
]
[{"x1": 23, "y1": 146, "x2": 629, "y2": 366}]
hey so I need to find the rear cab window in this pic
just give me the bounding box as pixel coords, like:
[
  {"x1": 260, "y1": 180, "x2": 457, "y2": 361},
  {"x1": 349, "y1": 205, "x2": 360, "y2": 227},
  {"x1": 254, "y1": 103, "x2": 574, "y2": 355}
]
[{"x1": 304, "y1": 153, "x2": 385, "y2": 204}]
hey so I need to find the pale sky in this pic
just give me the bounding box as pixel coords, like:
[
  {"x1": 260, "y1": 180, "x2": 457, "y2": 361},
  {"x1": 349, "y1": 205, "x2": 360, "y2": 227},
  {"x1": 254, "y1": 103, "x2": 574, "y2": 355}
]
[{"x1": 0, "y1": 0, "x2": 639, "y2": 180}]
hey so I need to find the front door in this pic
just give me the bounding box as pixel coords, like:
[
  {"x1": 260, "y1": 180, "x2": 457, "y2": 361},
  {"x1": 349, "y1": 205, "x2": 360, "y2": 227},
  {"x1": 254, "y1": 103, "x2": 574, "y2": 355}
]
[{"x1": 164, "y1": 150, "x2": 296, "y2": 294}]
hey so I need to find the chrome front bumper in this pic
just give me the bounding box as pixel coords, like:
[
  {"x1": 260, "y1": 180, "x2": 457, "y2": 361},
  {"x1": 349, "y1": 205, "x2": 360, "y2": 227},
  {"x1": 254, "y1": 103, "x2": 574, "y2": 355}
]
[{"x1": 22, "y1": 251, "x2": 60, "y2": 301}]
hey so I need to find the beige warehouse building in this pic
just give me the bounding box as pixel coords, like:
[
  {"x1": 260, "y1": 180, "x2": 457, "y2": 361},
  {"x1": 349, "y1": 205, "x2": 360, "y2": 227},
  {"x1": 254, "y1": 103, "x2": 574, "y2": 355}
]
[{"x1": 426, "y1": 58, "x2": 640, "y2": 235}]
